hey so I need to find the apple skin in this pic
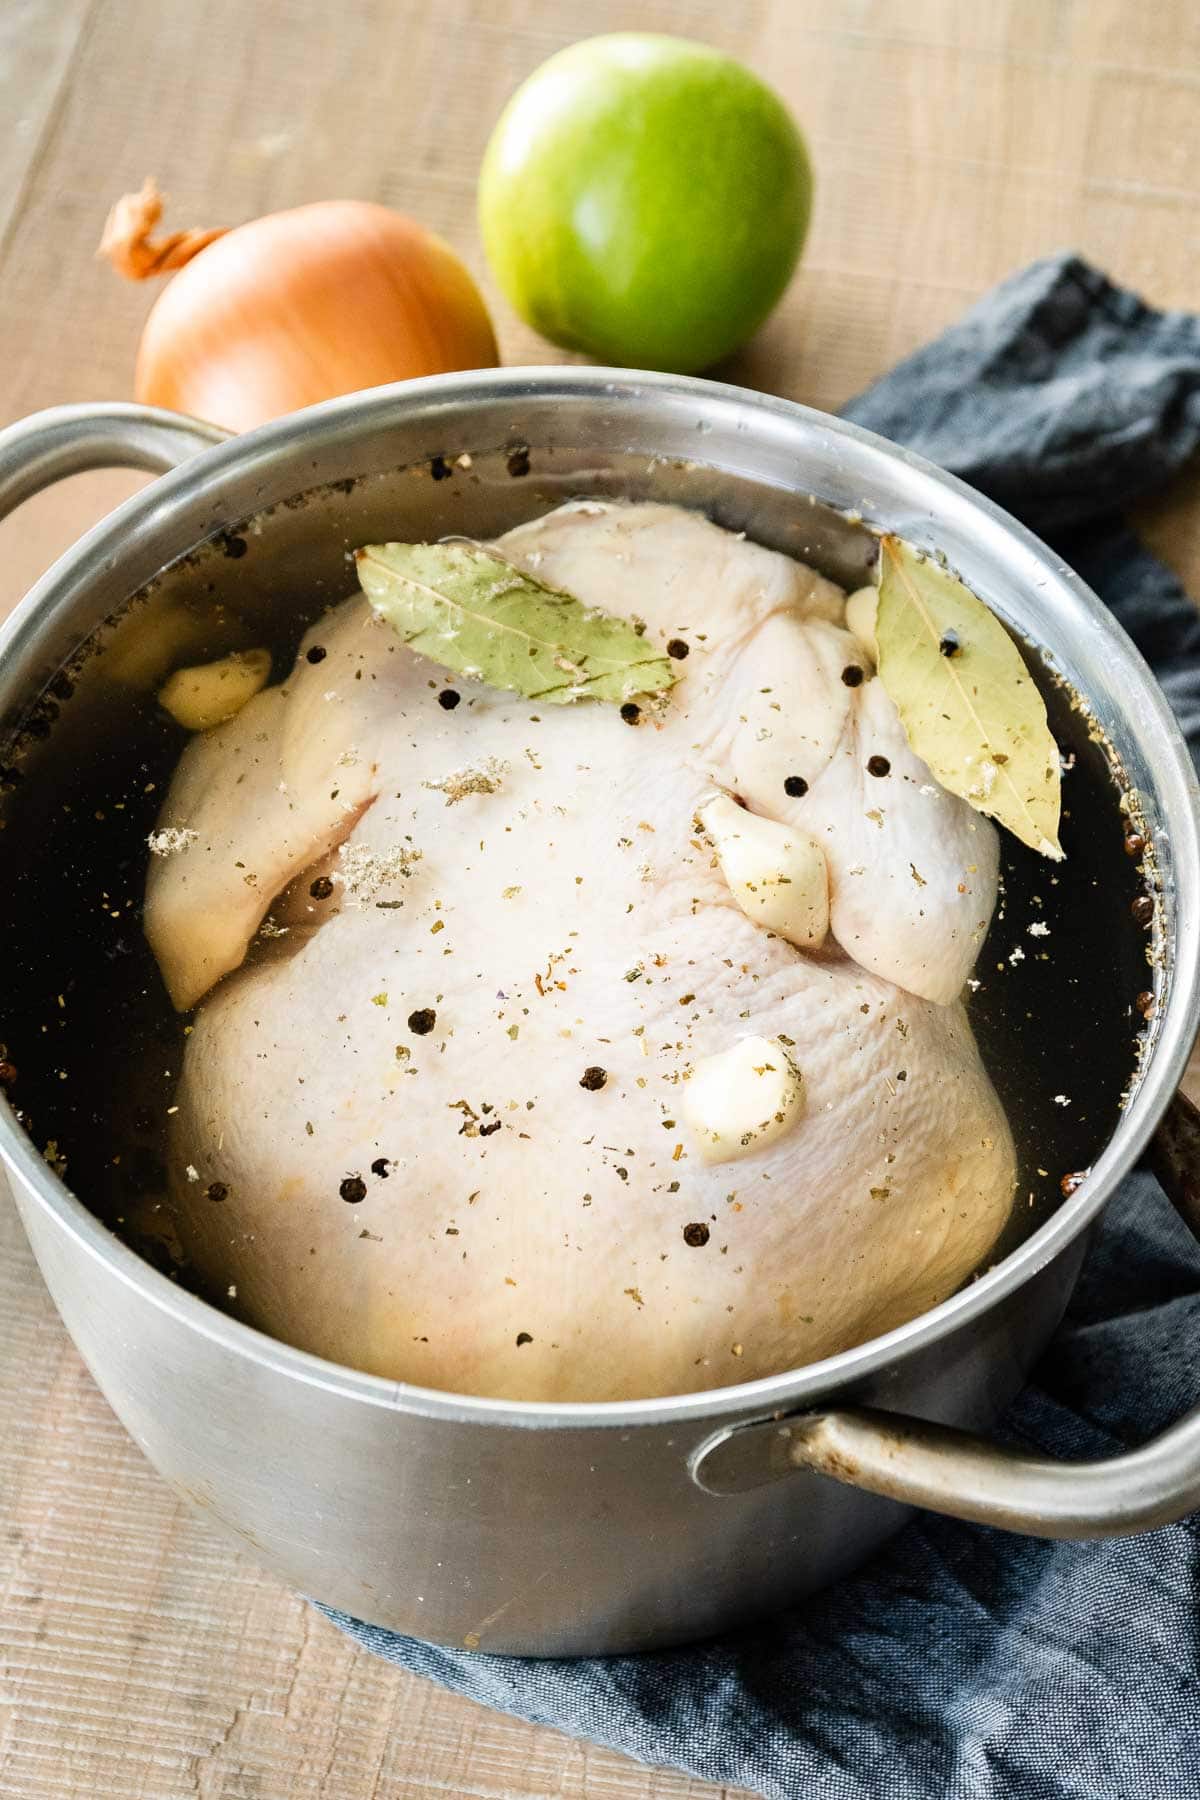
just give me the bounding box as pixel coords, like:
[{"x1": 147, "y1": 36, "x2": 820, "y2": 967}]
[{"x1": 478, "y1": 34, "x2": 813, "y2": 374}]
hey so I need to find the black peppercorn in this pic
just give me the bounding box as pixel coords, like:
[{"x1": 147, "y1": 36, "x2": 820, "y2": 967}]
[
  {"x1": 506, "y1": 446, "x2": 531, "y2": 478},
  {"x1": 784, "y1": 775, "x2": 808, "y2": 798},
  {"x1": 371, "y1": 1157, "x2": 391, "y2": 1178},
  {"x1": 939, "y1": 631, "x2": 961, "y2": 657},
  {"x1": 841, "y1": 664, "x2": 864, "y2": 687},
  {"x1": 579, "y1": 1066, "x2": 608, "y2": 1091},
  {"x1": 408, "y1": 1007, "x2": 437, "y2": 1036},
  {"x1": 867, "y1": 755, "x2": 891, "y2": 777},
  {"x1": 430, "y1": 454, "x2": 452, "y2": 481},
  {"x1": 437, "y1": 689, "x2": 461, "y2": 710},
  {"x1": 310, "y1": 876, "x2": 334, "y2": 900},
  {"x1": 339, "y1": 1175, "x2": 367, "y2": 1204},
  {"x1": 306, "y1": 645, "x2": 327, "y2": 665},
  {"x1": 683, "y1": 1222, "x2": 710, "y2": 1247},
  {"x1": 666, "y1": 638, "x2": 690, "y2": 660},
  {"x1": 620, "y1": 702, "x2": 641, "y2": 725},
  {"x1": 206, "y1": 1181, "x2": 228, "y2": 1203},
  {"x1": 1131, "y1": 895, "x2": 1154, "y2": 927}
]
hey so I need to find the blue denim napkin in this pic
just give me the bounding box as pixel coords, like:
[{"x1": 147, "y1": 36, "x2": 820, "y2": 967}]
[{"x1": 321, "y1": 257, "x2": 1200, "y2": 1800}]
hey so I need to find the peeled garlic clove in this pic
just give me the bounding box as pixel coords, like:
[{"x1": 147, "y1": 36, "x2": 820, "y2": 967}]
[
  {"x1": 159, "y1": 648, "x2": 272, "y2": 731},
  {"x1": 845, "y1": 586, "x2": 879, "y2": 663},
  {"x1": 699, "y1": 792, "x2": 829, "y2": 948},
  {"x1": 682, "y1": 1034, "x2": 805, "y2": 1165}
]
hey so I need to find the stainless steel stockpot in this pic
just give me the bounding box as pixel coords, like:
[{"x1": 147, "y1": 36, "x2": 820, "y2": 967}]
[{"x1": 1, "y1": 371, "x2": 1199, "y2": 1657}]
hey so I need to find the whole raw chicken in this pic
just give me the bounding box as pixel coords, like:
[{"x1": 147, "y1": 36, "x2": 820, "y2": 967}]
[{"x1": 145, "y1": 501, "x2": 1014, "y2": 1401}]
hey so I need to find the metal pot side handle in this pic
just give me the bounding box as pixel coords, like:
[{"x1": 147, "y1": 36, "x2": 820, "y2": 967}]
[
  {"x1": 0, "y1": 403, "x2": 229, "y2": 522},
  {"x1": 694, "y1": 1090, "x2": 1200, "y2": 1538}
]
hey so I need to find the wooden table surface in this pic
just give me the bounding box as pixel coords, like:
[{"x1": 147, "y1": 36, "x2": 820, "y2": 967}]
[{"x1": 2, "y1": 2, "x2": 1199, "y2": 1795}]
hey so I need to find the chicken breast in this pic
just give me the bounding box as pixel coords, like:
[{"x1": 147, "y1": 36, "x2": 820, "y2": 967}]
[{"x1": 146, "y1": 500, "x2": 1014, "y2": 1401}]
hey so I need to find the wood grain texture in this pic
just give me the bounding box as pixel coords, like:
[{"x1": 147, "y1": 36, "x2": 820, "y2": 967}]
[{"x1": 1, "y1": 1, "x2": 1198, "y2": 1795}]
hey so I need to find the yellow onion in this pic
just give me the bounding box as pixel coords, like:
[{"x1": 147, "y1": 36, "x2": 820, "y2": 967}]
[{"x1": 101, "y1": 180, "x2": 499, "y2": 432}]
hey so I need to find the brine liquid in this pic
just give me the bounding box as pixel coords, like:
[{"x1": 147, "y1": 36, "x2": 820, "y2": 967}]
[{"x1": 0, "y1": 449, "x2": 1157, "y2": 1289}]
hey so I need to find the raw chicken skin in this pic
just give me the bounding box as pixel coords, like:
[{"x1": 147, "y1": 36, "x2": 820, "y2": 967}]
[{"x1": 147, "y1": 501, "x2": 1014, "y2": 1401}]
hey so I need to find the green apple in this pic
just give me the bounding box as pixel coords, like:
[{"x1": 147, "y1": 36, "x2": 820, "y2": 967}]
[{"x1": 478, "y1": 34, "x2": 812, "y2": 374}]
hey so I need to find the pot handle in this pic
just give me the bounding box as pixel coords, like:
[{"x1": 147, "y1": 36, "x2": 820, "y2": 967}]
[
  {"x1": 1147, "y1": 1086, "x2": 1200, "y2": 1240},
  {"x1": 692, "y1": 1091, "x2": 1200, "y2": 1538},
  {"x1": 0, "y1": 403, "x2": 229, "y2": 520}
]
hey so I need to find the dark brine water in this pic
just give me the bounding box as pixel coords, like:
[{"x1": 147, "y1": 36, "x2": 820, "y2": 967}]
[{"x1": 0, "y1": 451, "x2": 1159, "y2": 1299}]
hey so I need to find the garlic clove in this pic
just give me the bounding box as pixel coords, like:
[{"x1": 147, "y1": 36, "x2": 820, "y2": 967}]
[
  {"x1": 698, "y1": 791, "x2": 829, "y2": 948},
  {"x1": 682, "y1": 1034, "x2": 805, "y2": 1165},
  {"x1": 159, "y1": 648, "x2": 273, "y2": 731},
  {"x1": 845, "y1": 585, "x2": 879, "y2": 664}
]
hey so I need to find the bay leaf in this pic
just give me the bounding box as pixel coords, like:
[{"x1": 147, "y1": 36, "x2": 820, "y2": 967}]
[
  {"x1": 355, "y1": 540, "x2": 677, "y2": 706},
  {"x1": 875, "y1": 534, "x2": 1063, "y2": 859}
]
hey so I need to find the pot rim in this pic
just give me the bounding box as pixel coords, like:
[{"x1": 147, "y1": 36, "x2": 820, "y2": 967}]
[{"x1": 2, "y1": 365, "x2": 1197, "y2": 1432}]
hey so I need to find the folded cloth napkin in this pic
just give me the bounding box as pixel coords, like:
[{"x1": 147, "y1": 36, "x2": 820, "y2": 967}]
[{"x1": 321, "y1": 256, "x2": 1200, "y2": 1800}]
